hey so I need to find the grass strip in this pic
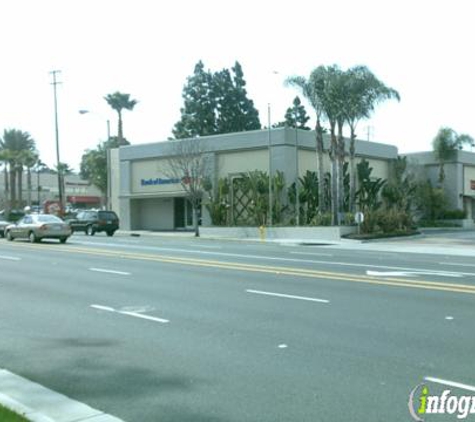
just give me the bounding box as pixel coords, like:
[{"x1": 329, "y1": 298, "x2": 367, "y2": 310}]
[{"x1": 0, "y1": 403, "x2": 30, "y2": 422}]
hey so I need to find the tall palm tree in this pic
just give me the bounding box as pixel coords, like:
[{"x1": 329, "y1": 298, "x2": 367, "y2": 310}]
[
  {"x1": 343, "y1": 66, "x2": 400, "y2": 212},
  {"x1": 433, "y1": 127, "x2": 474, "y2": 185},
  {"x1": 104, "y1": 92, "x2": 138, "y2": 146},
  {"x1": 24, "y1": 152, "x2": 40, "y2": 206},
  {"x1": 318, "y1": 65, "x2": 345, "y2": 225},
  {"x1": 0, "y1": 149, "x2": 10, "y2": 209},
  {"x1": 286, "y1": 68, "x2": 327, "y2": 214},
  {"x1": 1, "y1": 129, "x2": 36, "y2": 209}
]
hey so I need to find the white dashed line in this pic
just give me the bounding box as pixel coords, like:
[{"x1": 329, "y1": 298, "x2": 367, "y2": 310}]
[
  {"x1": 89, "y1": 268, "x2": 131, "y2": 275},
  {"x1": 290, "y1": 252, "x2": 333, "y2": 257},
  {"x1": 424, "y1": 377, "x2": 475, "y2": 393},
  {"x1": 90, "y1": 304, "x2": 169, "y2": 323},
  {"x1": 246, "y1": 289, "x2": 330, "y2": 304},
  {"x1": 0, "y1": 255, "x2": 21, "y2": 261}
]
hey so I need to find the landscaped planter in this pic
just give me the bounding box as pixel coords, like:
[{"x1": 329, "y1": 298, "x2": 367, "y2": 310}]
[
  {"x1": 439, "y1": 219, "x2": 475, "y2": 228},
  {"x1": 200, "y1": 226, "x2": 357, "y2": 241}
]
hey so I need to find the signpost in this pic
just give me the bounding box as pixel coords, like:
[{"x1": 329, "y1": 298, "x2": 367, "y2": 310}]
[{"x1": 355, "y1": 212, "x2": 364, "y2": 235}]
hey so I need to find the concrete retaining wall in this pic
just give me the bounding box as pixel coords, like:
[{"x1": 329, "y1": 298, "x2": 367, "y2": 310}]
[{"x1": 200, "y1": 226, "x2": 356, "y2": 241}]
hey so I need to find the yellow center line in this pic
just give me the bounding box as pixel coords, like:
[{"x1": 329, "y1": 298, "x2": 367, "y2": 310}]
[{"x1": 3, "y1": 242, "x2": 475, "y2": 295}]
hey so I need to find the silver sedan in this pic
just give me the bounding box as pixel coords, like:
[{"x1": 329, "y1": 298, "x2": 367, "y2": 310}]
[{"x1": 5, "y1": 214, "x2": 72, "y2": 243}]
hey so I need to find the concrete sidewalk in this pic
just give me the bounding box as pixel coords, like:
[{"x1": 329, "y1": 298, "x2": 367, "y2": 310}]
[
  {"x1": 0, "y1": 369, "x2": 124, "y2": 422},
  {"x1": 114, "y1": 228, "x2": 475, "y2": 257}
]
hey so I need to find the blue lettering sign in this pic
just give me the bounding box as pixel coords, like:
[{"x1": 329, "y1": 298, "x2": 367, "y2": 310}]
[{"x1": 141, "y1": 177, "x2": 180, "y2": 186}]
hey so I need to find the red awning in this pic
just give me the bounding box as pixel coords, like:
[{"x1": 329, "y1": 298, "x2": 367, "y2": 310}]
[{"x1": 67, "y1": 196, "x2": 101, "y2": 204}]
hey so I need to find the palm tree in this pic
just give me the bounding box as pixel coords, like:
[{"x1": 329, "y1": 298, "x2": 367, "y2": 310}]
[
  {"x1": 34, "y1": 159, "x2": 48, "y2": 206},
  {"x1": 23, "y1": 152, "x2": 40, "y2": 206},
  {"x1": 104, "y1": 92, "x2": 138, "y2": 146},
  {"x1": 1, "y1": 129, "x2": 36, "y2": 209},
  {"x1": 343, "y1": 66, "x2": 400, "y2": 212},
  {"x1": 286, "y1": 68, "x2": 327, "y2": 215},
  {"x1": 317, "y1": 65, "x2": 345, "y2": 225},
  {"x1": 0, "y1": 149, "x2": 10, "y2": 210},
  {"x1": 433, "y1": 127, "x2": 474, "y2": 185}
]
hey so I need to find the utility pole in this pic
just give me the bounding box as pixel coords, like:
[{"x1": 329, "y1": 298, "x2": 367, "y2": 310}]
[
  {"x1": 50, "y1": 70, "x2": 63, "y2": 213},
  {"x1": 294, "y1": 111, "x2": 300, "y2": 226},
  {"x1": 267, "y1": 103, "x2": 272, "y2": 226}
]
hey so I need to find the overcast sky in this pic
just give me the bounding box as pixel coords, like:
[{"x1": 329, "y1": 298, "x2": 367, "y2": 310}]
[{"x1": 1, "y1": 0, "x2": 473, "y2": 171}]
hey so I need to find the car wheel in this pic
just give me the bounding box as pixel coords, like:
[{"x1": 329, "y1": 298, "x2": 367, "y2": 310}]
[
  {"x1": 86, "y1": 225, "x2": 95, "y2": 236},
  {"x1": 60, "y1": 237, "x2": 67, "y2": 244},
  {"x1": 106, "y1": 230, "x2": 115, "y2": 237},
  {"x1": 29, "y1": 231, "x2": 38, "y2": 243},
  {"x1": 6, "y1": 231, "x2": 13, "y2": 241}
]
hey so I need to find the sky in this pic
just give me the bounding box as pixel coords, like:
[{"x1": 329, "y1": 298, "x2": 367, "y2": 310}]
[{"x1": 1, "y1": 0, "x2": 474, "y2": 171}]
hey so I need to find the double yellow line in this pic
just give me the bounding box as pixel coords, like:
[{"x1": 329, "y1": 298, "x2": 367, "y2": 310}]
[{"x1": 6, "y1": 242, "x2": 475, "y2": 295}]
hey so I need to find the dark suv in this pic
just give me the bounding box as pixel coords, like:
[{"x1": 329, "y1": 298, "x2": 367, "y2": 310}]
[{"x1": 68, "y1": 210, "x2": 119, "y2": 236}]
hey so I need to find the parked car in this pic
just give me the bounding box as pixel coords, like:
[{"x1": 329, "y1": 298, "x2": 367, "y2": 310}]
[
  {"x1": 67, "y1": 210, "x2": 119, "y2": 236},
  {"x1": 0, "y1": 215, "x2": 11, "y2": 238},
  {"x1": 5, "y1": 214, "x2": 72, "y2": 243}
]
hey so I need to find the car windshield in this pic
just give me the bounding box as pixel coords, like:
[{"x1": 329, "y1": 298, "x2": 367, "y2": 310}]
[{"x1": 36, "y1": 215, "x2": 63, "y2": 223}]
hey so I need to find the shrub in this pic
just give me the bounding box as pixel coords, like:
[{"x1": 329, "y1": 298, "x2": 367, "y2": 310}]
[{"x1": 442, "y1": 209, "x2": 466, "y2": 220}]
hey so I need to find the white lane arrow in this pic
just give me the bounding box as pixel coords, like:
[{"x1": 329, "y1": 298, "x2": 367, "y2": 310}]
[{"x1": 366, "y1": 270, "x2": 463, "y2": 278}]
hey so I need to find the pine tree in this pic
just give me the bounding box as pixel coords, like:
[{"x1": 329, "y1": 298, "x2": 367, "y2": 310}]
[
  {"x1": 216, "y1": 61, "x2": 261, "y2": 133},
  {"x1": 284, "y1": 96, "x2": 310, "y2": 129},
  {"x1": 173, "y1": 61, "x2": 261, "y2": 139},
  {"x1": 172, "y1": 61, "x2": 217, "y2": 139}
]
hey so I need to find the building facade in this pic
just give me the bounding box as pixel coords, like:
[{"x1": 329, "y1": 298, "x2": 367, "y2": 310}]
[
  {"x1": 404, "y1": 150, "x2": 475, "y2": 219},
  {"x1": 112, "y1": 128, "x2": 398, "y2": 231},
  {"x1": 0, "y1": 171, "x2": 103, "y2": 211}
]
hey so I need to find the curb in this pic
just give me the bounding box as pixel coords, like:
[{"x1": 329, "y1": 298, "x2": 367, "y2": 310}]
[{"x1": 0, "y1": 369, "x2": 125, "y2": 422}]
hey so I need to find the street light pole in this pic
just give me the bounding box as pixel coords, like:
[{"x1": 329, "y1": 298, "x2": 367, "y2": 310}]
[
  {"x1": 268, "y1": 103, "x2": 272, "y2": 226},
  {"x1": 50, "y1": 70, "x2": 63, "y2": 213},
  {"x1": 79, "y1": 110, "x2": 112, "y2": 210},
  {"x1": 295, "y1": 115, "x2": 300, "y2": 226}
]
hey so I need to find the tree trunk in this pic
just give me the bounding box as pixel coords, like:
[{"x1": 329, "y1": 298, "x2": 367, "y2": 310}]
[
  {"x1": 438, "y1": 163, "x2": 445, "y2": 186},
  {"x1": 315, "y1": 118, "x2": 325, "y2": 214},
  {"x1": 337, "y1": 120, "x2": 345, "y2": 222},
  {"x1": 329, "y1": 122, "x2": 338, "y2": 225},
  {"x1": 118, "y1": 110, "x2": 124, "y2": 146},
  {"x1": 193, "y1": 202, "x2": 200, "y2": 237},
  {"x1": 27, "y1": 167, "x2": 32, "y2": 206},
  {"x1": 9, "y1": 165, "x2": 16, "y2": 209},
  {"x1": 17, "y1": 167, "x2": 23, "y2": 207},
  {"x1": 349, "y1": 127, "x2": 357, "y2": 213},
  {"x1": 4, "y1": 164, "x2": 9, "y2": 194}
]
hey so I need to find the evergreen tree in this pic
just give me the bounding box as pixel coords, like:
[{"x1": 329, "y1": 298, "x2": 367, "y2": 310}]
[
  {"x1": 173, "y1": 61, "x2": 261, "y2": 138},
  {"x1": 173, "y1": 61, "x2": 217, "y2": 139},
  {"x1": 283, "y1": 96, "x2": 311, "y2": 130}
]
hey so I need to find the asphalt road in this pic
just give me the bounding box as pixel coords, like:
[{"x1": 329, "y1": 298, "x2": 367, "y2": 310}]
[{"x1": 1, "y1": 232, "x2": 474, "y2": 421}]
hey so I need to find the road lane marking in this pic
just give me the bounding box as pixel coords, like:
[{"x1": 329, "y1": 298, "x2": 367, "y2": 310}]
[
  {"x1": 366, "y1": 270, "x2": 463, "y2": 278},
  {"x1": 90, "y1": 304, "x2": 169, "y2": 323},
  {"x1": 118, "y1": 311, "x2": 169, "y2": 323},
  {"x1": 8, "y1": 243, "x2": 475, "y2": 296},
  {"x1": 20, "y1": 240, "x2": 475, "y2": 277},
  {"x1": 0, "y1": 255, "x2": 21, "y2": 261},
  {"x1": 424, "y1": 377, "x2": 475, "y2": 393},
  {"x1": 290, "y1": 252, "x2": 334, "y2": 257},
  {"x1": 90, "y1": 304, "x2": 115, "y2": 312},
  {"x1": 89, "y1": 268, "x2": 130, "y2": 275},
  {"x1": 441, "y1": 262, "x2": 475, "y2": 268},
  {"x1": 246, "y1": 289, "x2": 330, "y2": 303}
]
